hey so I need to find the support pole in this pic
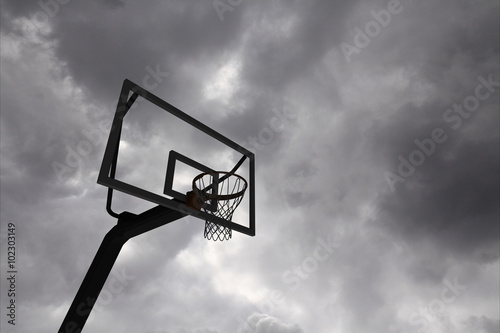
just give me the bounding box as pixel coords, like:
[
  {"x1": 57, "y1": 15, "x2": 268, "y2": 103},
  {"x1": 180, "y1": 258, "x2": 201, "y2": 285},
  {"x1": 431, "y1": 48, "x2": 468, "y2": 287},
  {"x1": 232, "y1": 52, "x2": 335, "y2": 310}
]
[{"x1": 58, "y1": 205, "x2": 185, "y2": 333}]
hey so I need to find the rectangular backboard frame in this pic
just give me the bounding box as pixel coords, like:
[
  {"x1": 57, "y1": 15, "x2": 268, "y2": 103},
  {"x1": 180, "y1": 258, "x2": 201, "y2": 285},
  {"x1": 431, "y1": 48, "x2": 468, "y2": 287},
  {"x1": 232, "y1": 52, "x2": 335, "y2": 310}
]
[
  {"x1": 164, "y1": 150, "x2": 218, "y2": 212},
  {"x1": 97, "y1": 79, "x2": 255, "y2": 236}
]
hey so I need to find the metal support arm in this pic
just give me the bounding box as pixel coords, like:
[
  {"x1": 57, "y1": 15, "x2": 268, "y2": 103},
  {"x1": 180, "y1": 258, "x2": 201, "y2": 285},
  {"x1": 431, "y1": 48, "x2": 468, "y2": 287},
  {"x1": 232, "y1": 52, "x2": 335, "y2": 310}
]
[{"x1": 58, "y1": 205, "x2": 185, "y2": 333}]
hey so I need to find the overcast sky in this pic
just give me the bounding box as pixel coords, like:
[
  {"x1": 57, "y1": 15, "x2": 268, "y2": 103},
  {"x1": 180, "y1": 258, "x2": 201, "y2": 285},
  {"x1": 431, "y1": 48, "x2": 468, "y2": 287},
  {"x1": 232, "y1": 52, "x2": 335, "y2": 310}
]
[{"x1": 0, "y1": 0, "x2": 499, "y2": 332}]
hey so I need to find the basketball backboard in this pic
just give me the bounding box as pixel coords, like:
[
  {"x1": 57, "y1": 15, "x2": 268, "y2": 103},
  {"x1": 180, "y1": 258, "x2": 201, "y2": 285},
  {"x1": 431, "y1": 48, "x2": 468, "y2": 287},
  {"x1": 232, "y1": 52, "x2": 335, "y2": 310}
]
[{"x1": 97, "y1": 79, "x2": 255, "y2": 237}]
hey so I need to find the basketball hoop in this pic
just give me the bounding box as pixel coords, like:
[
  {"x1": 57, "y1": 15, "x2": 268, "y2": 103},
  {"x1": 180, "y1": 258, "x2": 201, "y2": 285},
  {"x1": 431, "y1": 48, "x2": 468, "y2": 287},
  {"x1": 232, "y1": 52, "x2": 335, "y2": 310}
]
[{"x1": 188, "y1": 171, "x2": 247, "y2": 241}]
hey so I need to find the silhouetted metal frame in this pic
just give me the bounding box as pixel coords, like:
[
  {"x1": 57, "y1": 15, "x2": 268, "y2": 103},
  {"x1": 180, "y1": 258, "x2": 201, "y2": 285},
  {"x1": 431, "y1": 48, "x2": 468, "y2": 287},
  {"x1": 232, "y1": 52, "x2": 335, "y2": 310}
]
[
  {"x1": 59, "y1": 80, "x2": 255, "y2": 332},
  {"x1": 164, "y1": 150, "x2": 215, "y2": 202},
  {"x1": 58, "y1": 206, "x2": 185, "y2": 333},
  {"x1": 98, "y1": 79, "x2": 255, "y2": 236},
  {"x1": 164, "y1": 150, "x2": 219, "y2": 212}
]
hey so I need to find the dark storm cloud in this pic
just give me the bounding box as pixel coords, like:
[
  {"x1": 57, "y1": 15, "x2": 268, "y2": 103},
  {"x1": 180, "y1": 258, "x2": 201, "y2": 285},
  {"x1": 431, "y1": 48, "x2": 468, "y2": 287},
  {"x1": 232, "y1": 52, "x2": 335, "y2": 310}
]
[
  {"x1": 356, "y1": 0, "x2": 500, "y2": 264},
  {"x1": 348, "y1": 0, "x2": 500, "y2": 75},
  {"x1": 238, "y1": 1, "x2": 354, "y2": 93},
  {"x1": 0, "y1": 55, "x2": 98, "y2": 202},
  {"x1": 48, "y1": 1, "x2": 247, "y2": 104},
  {"x1": 371, "y1": 94, "x2": 499, "y2": 260},
  {"x1": 462, "y1": 316, "x2": 500, "y2": 333},
  {"x1": 377, "y1": 136, "x2": 499, "y2": 254},
  {"x1": 101, "y1": 0, "x2": 125, "y2": 9},
  {"x1": 1, "y1": 0, "x2": 248, "y2": 104},
  {"x1": 1, "y1": 0, "x2": 499, "y2": 332},
  {"x1": 0, "y1": 0, "x2": 40, "y2": 18}
]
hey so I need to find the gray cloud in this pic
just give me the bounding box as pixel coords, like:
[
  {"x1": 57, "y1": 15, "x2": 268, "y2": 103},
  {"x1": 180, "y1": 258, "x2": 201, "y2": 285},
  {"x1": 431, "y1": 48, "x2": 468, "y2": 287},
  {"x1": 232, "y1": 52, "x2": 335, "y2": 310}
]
[
  {"x1": 372, "y1": 100, "x2": 499, "y2": 257},
  {"x1": 238, "y1": 313, "x2": 303, "y2": 333},
  {"x1": 0, "y1": 0, "x2": 498, "y2": 332}
]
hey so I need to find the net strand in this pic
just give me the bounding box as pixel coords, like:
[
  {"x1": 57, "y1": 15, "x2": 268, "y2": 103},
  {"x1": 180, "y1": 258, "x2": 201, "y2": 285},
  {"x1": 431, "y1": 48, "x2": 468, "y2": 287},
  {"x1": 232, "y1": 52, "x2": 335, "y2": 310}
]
[{"x1": 193, "y1": 172, "x2": 247, "y2": 241}]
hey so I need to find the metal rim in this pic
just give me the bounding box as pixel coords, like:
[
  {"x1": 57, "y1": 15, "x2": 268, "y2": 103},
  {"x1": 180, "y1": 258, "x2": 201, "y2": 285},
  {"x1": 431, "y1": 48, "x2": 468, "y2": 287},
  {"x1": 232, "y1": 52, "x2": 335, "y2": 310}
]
[{"x1": 192, "y1": 171, "x2": 248, "y2": 201}]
